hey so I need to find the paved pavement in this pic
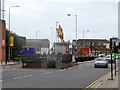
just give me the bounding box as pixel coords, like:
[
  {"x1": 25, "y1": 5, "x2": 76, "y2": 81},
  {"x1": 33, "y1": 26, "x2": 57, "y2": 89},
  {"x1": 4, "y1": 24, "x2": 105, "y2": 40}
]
[
  {"x1": 98, "y1": 73, "x2": 119, "y2": 88},
  {"x1": 0, "y1": 61, "x2": 20, "y2": 66},
  {"x1": 98, "y1": 63, "x2": 120, "y2": 89}
]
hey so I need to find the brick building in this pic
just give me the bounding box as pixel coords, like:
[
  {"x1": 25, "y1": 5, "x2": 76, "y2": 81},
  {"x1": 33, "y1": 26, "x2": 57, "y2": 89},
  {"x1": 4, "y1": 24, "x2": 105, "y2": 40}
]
[
  {"x1": 73, "y1": 39, "x2": 110, "y2": 56},
  {"x1": 0, "y1": 20, "x2": 6, "y2": 63}
]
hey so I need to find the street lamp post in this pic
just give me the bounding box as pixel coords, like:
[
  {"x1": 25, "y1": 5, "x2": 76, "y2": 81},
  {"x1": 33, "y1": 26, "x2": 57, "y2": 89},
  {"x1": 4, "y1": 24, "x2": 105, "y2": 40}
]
[
  {"x1": 8, "y1": 5, "x2": 19, "y2": 63},
  {"x1": 51, "y1": 27, "x2": 53, "y2": 48},
  {"x1": 67, "y1": 14, "x2": 77, "y2": 64},
  {"x1": 67, "y1": 14, "x2": 77, "y2": 43},
  {"x1": 36, "y1": 30, "x2": 39, "y2": 53},
  {"x1": 51, "y1": 27, "x2": 53, "y2": 54},
  {"x1": 56, "y1": 21, "x2": 59, "y2": 42},
  {"x1": 83, "y1": 30, "x2": 89, "y2": 48},
  {"x1": 0, "y1": 0, "x2": 1, "y2": 20}
]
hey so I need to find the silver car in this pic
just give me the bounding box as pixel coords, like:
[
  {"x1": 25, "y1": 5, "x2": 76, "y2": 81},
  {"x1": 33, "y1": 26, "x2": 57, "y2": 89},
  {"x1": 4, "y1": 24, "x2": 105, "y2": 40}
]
[
  {"x1": 94, "y1": 58, "x2": 108, "y2": 68},
  {"x1": 106, "y1": 55, "x2": 115, "y2": 63},
  {"x1": 116, "y1": 55, "x2": 120, "y2": 59}
]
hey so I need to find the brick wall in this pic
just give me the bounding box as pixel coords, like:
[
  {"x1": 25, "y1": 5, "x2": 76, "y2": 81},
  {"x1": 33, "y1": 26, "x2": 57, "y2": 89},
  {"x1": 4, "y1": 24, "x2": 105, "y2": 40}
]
[{"x1": 0, "y1": 20, "x2": 6, "y2": 62}]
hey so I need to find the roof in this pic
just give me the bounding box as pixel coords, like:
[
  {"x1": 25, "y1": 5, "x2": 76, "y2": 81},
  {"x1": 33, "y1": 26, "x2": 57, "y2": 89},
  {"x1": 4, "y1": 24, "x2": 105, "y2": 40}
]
[
  {"x1": 26, "y1": 39, "x2": 49, "y2": 43},
  {"x1": 73, "y1": 38, "x2": 109, "y2": 43},
  {"x1": 26, "y1": 39, "x2": 50, "y2": 48}
]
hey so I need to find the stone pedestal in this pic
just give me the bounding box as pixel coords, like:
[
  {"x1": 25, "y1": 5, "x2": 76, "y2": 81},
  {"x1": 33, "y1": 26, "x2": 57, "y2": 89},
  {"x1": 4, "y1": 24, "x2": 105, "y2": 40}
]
[
  {"x1": 54, "y1": 42, "x2": 69, "y2": 54},
  {"x1": 41, "y1": 57, "x2": 47, "y2": 68},
  {"x1": 56, "y1": 55, "x2": 62, "y2": 69}
]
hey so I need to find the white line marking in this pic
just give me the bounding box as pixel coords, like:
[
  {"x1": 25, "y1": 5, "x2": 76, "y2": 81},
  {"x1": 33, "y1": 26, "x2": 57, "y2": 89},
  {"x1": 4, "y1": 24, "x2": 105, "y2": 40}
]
[
  {"x1": 13, "y1": 75, "x2": 32, "y2": 80},
  {"x1": 6, "y1": 66, "x2": 11, "y2": 68},
  {"x1": 2, "y1": 68, "x2": 16, "y2": 72},
  {"x1": 41, "y1": 72, "x2": 53, "y2": 75},
  {"x1": 68, "y1": 68, "x2": 72, "y2": 70},
  {"x1": 61, "y1": 69, "x2": 66, "y2": 72},
  {"x1": 0, "y1": 80, "x2": 3, "y2": 82}
]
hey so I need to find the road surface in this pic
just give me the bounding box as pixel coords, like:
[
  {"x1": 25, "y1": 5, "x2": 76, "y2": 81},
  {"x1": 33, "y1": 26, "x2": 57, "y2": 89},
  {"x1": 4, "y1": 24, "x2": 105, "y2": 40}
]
[{"x1": 2, "y1": 59, "x2": 120, "y2": 88}]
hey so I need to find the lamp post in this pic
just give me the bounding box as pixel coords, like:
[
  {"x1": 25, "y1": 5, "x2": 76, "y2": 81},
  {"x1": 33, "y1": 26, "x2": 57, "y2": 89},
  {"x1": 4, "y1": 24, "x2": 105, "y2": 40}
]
[
  {"x1": 51, "y1": 27, "x2": 53, "y2": 48},
  {"x1": 8, "y1": 5, "x2": 19, "y2": 62},
  {"x1": 51, "y1": 27, "x2": 53, "y2": 54},
  {"x1": 0, "y1": 0, "x2": 5, "y2": 20},
  {"x1": 56, "y1": 21, "x2": 59, "y2": 42},
  {"x1": 0, "y1": 0, "x2": 1, "y2": 20},
  {"x1": 67, "y1": 14, "x2": 77, "y2": 43},
  {"x1": 67, "y1": 14, "x2": 77, "y2": 64},
  {"x1": 83, "y1": 30, "x2": 89, "y2": 48},
  {"x1": 36, "y1": 30, "x2": 39, "y2": 53}
]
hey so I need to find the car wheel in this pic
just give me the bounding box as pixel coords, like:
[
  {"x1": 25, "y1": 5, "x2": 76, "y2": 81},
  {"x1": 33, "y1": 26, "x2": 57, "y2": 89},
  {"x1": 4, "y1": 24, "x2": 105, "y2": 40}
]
[
  {"x1": 94, "y1": 65, "x2": 97, "y2": 68},
  {"x1": 106, "y1": 64, "x2": 108, "y2": 68}
]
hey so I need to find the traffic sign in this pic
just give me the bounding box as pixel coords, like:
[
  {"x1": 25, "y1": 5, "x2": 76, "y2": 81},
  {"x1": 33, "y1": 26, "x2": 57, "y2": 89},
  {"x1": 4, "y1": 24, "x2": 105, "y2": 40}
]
[
  {"x1": 2, "y1": 40, "x2": 5, "y2": 46},
  {"x1": 118, "y1": 49, "x2": 120, "y2": 53},
  {"x1": 111, "y1": 38, "x2": 118, "y2": 42}
]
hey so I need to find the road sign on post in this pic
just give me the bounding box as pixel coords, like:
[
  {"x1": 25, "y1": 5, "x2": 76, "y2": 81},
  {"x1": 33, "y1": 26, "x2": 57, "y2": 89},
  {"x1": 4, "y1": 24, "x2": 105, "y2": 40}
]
[
  {"x1": 111, "y1": 38, "x2": 118, "y2": 43},
  {"x1": 114, "y1": 42, "x2": 117, "y2": 76},
  {"x1": 110, "y1": 38, "x2": 113, "y2": 80},
  {"x1": 118, "y1": 49, "x2": 120, "y2": 53}
]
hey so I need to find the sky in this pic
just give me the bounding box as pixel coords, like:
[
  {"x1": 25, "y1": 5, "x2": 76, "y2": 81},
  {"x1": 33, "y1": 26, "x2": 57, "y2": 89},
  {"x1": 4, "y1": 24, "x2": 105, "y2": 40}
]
[{"x1": 5, "y1": 0, "x2": 119, "y2": 47}]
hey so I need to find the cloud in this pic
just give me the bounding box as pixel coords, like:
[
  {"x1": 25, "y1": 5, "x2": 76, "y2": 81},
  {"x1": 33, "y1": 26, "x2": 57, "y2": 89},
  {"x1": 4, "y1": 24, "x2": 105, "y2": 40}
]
[
  {"x1": 66, "y1": 7, "x2": 75, "y2": 14},
  {"x1": 5, "y1": 0, "x2": 118, "y2": 42},
  {"x1": 5, "y1": 0, "x2": 46, "y2": 15},
  {"x1": 36, "y1": 0, "x2": 118, "y2": 3}
]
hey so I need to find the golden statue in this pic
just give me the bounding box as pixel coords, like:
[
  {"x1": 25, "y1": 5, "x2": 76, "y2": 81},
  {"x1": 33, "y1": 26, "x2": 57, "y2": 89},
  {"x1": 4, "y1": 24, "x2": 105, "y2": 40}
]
[{"x1": 57, "y1": 25, "x2": 64, "y2": 42}]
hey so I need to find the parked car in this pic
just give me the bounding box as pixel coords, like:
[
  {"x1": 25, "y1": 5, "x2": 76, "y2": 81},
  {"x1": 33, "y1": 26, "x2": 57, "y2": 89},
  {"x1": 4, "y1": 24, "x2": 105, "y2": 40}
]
[
  {"x1": 116, "y1": 55, "x2": 120, "y2": 59},
  {"x1": 105, "y1": 55, "x2": 115, "y2": 63},
  {"x1": 98, "y1": 54, "x2": 105, "y2": 57},
  {"x1": 94, "y1": 58, "x2": 108, "y2": 68}
]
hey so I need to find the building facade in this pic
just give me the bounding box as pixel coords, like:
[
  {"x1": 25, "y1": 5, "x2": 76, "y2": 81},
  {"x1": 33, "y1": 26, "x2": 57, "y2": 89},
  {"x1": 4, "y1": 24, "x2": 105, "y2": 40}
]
[
  {"x1": 20, "y1": 36, "x2": 26, "y2": 46},
  {"x1": 0, "y1": 20, "x2": 6, "y2": 63},
  {"x1": 73, "y1": 39, "x2": 110, "y2": 56},
  {"x1": 26, "y1": 39, "x2": 50, "y2": 55}
]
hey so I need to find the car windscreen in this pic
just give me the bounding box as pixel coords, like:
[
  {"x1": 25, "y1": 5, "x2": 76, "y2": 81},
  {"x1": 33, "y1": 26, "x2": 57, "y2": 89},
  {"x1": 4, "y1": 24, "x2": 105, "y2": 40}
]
[
  {"x1": 106, "y1": 56, "x2": 114, "y2": 58},
  {"x1": 106, "y1": 56, "x2": 111, "y2": 58},
  {"x1": 96, "y1": 59, "x2": 106, "y2": 61}
]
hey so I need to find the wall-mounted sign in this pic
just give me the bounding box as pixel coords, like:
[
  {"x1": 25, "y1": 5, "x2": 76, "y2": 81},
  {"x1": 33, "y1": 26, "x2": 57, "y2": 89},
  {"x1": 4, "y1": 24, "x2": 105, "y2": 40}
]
[
  {"x1": 2, "y1": 40, "x2": 5, "y2": 46},
  {"x1": 10, "y1": 37, "x2": 14, "y2": 47},
  {"x1": 118, "y1": 49, "x2": 120, "y2": 53}
]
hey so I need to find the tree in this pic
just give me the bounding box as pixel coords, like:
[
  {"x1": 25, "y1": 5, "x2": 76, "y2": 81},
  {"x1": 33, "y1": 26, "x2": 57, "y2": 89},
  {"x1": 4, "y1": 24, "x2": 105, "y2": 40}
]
[{"x1": 6, "y1": 29, "x2": 24, "y2": 60}]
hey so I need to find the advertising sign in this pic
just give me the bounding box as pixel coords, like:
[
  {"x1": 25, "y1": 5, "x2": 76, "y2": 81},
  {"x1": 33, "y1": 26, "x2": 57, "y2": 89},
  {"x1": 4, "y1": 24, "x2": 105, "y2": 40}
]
[
  {"x1": 10, "y1": 37, "x2": 14, "y2": 47},
  {"x1": 77, "y1": 48, "x2": 89, "y2": 56}
]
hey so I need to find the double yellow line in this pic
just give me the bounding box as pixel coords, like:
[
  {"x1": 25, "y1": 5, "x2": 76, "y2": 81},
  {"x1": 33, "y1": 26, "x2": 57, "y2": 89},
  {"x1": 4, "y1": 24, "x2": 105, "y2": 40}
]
[{"x1": 84, "y1": 66, "x2": 120, "y2": 89}]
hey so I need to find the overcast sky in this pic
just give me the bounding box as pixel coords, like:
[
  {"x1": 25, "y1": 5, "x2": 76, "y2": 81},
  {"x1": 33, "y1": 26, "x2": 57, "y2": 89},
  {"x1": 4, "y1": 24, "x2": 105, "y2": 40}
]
[{"x1": 5, "y1": 0, "x2": 118, "y2": 47}]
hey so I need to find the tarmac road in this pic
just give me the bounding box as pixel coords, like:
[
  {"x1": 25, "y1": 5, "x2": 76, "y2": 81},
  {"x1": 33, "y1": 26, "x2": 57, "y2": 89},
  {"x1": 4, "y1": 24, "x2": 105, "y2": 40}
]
[{"x1": 2, "y1": 59, "x2": 120, "y2": 88}]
